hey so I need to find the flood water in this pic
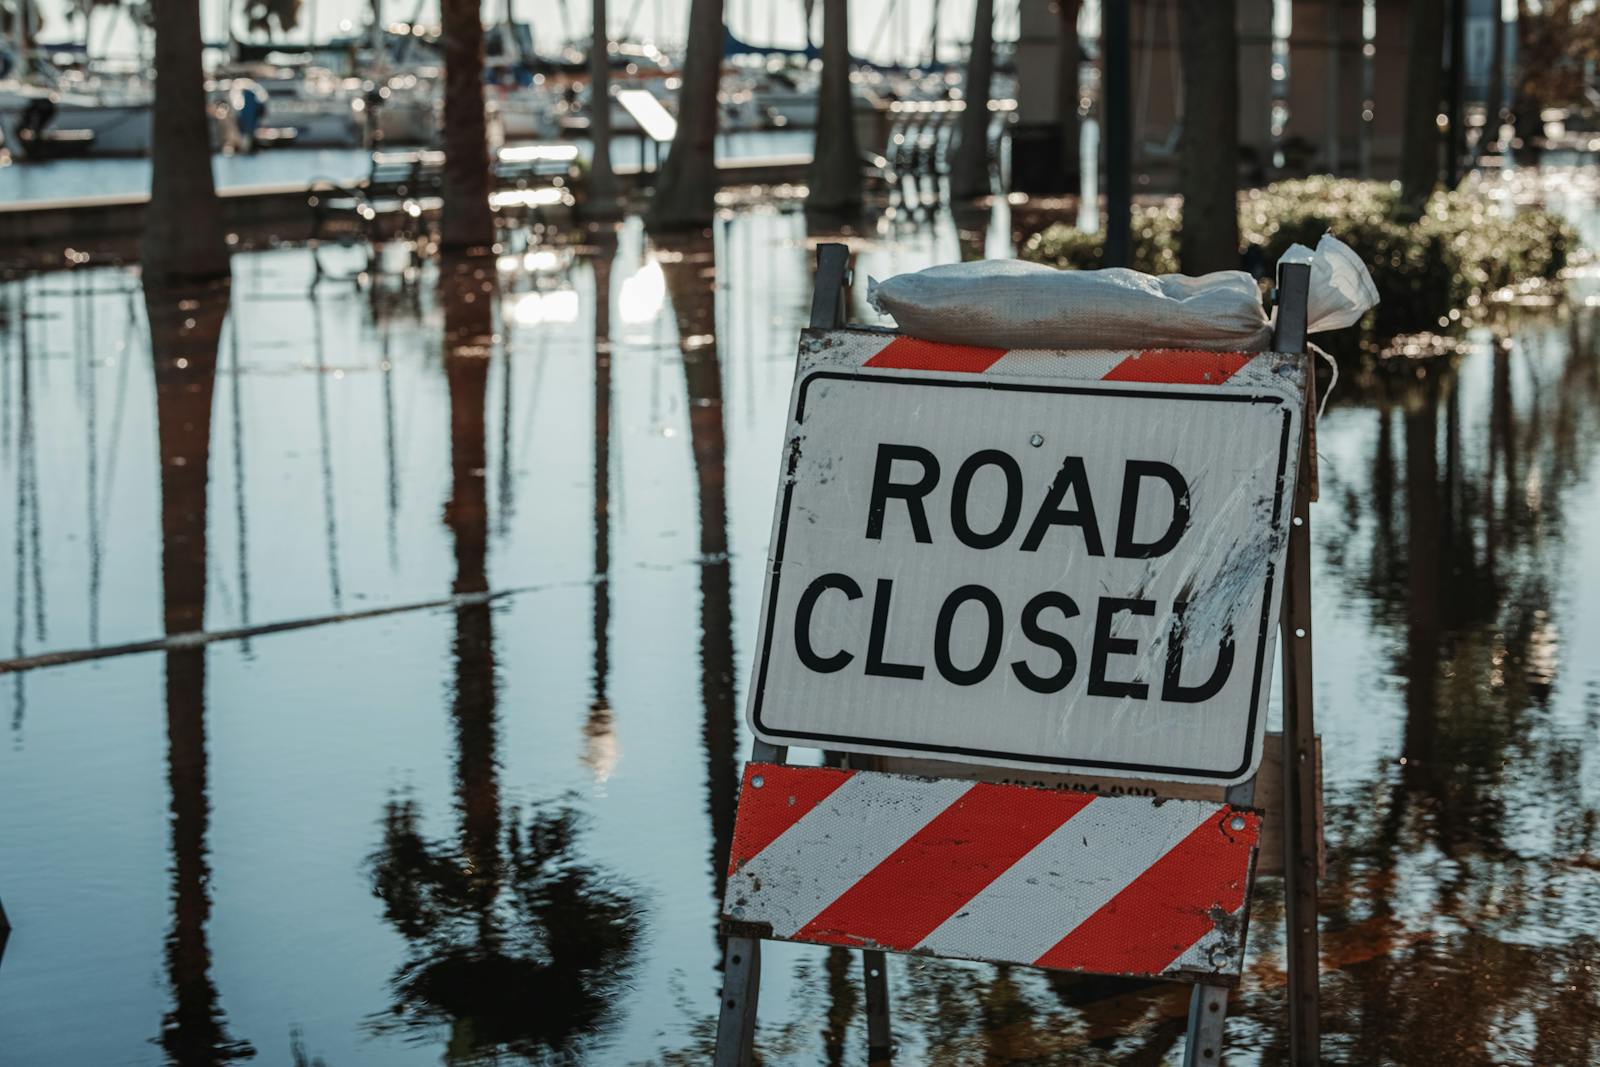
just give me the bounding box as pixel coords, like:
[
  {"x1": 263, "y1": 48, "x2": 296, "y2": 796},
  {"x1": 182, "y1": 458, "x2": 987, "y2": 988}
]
[{"x1": 0, "y1": 183, "x2": 1598, "y2": 1065}]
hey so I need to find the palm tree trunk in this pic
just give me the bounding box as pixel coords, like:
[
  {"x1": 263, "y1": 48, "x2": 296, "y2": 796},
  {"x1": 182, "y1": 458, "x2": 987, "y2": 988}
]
[
  {"x1": 587, "y1": 0, "x2": 620, "y2": 216},
  {"x1": 648, "y1": 0, "x2": 722, "y2": 231},
  {"x1": 1399, "y1": 0, "x2": 1446, "y2": 219},
  {"x1": 806, "y1": 0, "x2": 860, "y2": 216},
  {"x1": 1178, "y1": 0, "x2": 1239, "y2": 275},
  {"x1": 440, "y1": 0, "x2": 495, "y2": 252},
  {"x1": 948, "y1": 0, "x2": 994, "y2": 200},
  {"x1": 1057, "y1": 0, "x2": 1081, "y2": 188},
  {"x1": 142, "y1": 0, "x2": 230, "y2": 288},
  {"x1": 1486, "y1": 0, "x2": 1505, "y2": 150}
]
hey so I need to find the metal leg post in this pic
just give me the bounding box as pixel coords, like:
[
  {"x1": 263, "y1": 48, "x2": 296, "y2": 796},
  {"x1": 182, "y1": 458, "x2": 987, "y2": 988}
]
[
  {"x1": 712, "y1": 243, "x2": 851, "y2": 1066},
  {"x1": 1272, "y1": 265, "x2": 1320, "y2": 1064},
  {"x1": 1183, "y1": 982, "x2": 1230, "y2": 1066},
  {"x1": 863, "y1": 949, "x2": 891, "y2": 1062},
  {"x1": 713, "y1": 936, "x2": 762, "y2": 1067},
  {"x1": 1182, "y1": 770, "x2": 1258, "y2": 1065},
  {"x1": 1281, "y1": 428, "x2": 1321, "y2": 1064}
]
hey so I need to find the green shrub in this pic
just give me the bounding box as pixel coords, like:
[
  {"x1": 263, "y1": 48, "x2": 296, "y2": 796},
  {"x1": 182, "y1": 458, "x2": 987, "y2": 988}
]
[{"x1": 1019, "y1": 178, "x2": 1578, "y2": 338}]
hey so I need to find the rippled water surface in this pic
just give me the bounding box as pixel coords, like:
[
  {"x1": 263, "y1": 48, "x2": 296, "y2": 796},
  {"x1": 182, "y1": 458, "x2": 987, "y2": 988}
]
[{"x1": 0, "y1": 186, "x2": 1597, "y2": 1065}]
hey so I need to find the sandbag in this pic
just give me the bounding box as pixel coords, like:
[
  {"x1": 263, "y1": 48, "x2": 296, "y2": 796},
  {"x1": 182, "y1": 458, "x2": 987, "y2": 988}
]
[{"x1": 866, "y1": 234, "x2": 1379, "y2": 352}]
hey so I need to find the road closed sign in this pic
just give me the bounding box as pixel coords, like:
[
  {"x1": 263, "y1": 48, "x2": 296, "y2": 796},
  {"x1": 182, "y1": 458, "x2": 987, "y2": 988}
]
[{"x1": 747, "y1": 332, "x2": 1308, "y2": 785}]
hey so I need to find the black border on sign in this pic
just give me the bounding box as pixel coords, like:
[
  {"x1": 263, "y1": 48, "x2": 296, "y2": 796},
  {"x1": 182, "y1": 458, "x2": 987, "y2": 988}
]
[{"x1": 750, "y1": 369, "x2": 1298, "y2": 781}]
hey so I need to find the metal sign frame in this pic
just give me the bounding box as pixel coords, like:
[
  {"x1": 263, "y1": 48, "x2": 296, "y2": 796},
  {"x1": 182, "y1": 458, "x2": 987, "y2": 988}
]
[{"x1": 713, "y1": 244, "x2": 1321, "y2": 1066}]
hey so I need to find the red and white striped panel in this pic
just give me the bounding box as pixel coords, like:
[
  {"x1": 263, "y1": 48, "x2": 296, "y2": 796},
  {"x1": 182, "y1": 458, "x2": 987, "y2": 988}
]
[
  {"x1": 723, "y1": 763, "x2": 1262, "y2": 982},
  {"x1": 799, "y1": 327, "x2": 1302, "y2": 389}
]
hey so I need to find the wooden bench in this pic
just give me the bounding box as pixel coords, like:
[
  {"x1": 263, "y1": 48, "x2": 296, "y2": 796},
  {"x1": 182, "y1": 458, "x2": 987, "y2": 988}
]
[
  {"x1": 308, "y1": 145, "x2": 582, "y2": 283},
  {"x1": 307, "y1": 150, "x2": 445, "y2": 282}
]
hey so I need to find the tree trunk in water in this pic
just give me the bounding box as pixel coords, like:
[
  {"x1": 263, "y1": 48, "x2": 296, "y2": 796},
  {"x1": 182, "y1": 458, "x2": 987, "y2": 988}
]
[
  {"x1": 1486, "y1": 0, "x2": 1505, "y2": 150},
  {"x1": 649, "y1": 0, "x2": 722, "y2": 231},
  {"x1": 587, "y1": 0, "x2": 620, "y2": 217},
  {"x1": 146, "y1": 281, "x2": 255, "y2": 1065},
  {"x1": 1178, "y1": 0, "x2": 1239, "y2": 275},
  {"x1": 441, "y1": 261, "x2": 501, "y2": 909},
  {"x1": 807, "y1": 0, "x2": 861, "y2": 216},
  {"x1": 1510, "y1": 0, "x2": 1543, "y2": 161},
  {"x1": 440, "y1": 0, "x2": 495, "y2": 252},
  {"x1": 1057, "y1": 0, "x2": 1082, "y2": 188},
  {"x1": 948, "y1": 0, "x2": 994, "y2": 200},
  {"x1": 1399, "y1": 0, "x2": 1446, "y2": 219},
  {"x1": 658, "y1": 236, "x2": 737, "y2": 900},
  {"x1": 142, "y1": 0, "x2": 230, "y2": 288}
]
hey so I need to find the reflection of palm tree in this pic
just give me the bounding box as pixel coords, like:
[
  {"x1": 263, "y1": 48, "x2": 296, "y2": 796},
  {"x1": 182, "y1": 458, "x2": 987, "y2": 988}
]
[
  {"x1": 145, "y1": 283, "x2": 255, "y2": 1066},
  {"x1": 657, "y1": 235, "x2": 738, "y2": 904},
  {"x1": 369, "y1": 259, "x2": 640, "y2": 1062},
  {"x1": 1307, "y1": 318, "x2": 1600, "y2": 1062}
]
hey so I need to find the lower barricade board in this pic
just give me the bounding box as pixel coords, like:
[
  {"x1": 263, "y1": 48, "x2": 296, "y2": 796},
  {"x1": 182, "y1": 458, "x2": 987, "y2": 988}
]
[{"x1": 722, "y1": 763, "x2": 1262, "y2": 984}]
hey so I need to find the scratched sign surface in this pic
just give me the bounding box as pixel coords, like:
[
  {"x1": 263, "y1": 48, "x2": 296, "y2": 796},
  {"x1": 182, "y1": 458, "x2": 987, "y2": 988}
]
[
  {"x1": 723, "y1": 763, "x2": 1263, "y2": 982},
  {"x1": 748, "y1": 330, "x2": 1306, "y2": 784}
]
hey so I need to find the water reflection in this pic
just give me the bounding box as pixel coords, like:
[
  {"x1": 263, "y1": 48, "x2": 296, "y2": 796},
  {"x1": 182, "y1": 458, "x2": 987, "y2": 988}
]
[
  {"x1": 367, "y1": 258, "x2": 642, "y2": 1063},
  {"x1": 1299, "y1": 321, "x2": 1600, "y2": 1064},
  {"x1": 658, "y1": 233, "x2": 739, "y2": 914},
  {"x1": 584, "y1": 230, "x2": 619, "y2": 782},
  {"x1": 4, "y1": 199, "x2": 1600, "y2": 1065},
  {"x1": 146, "y1": 283, "x2": 256, "y2": 1065}
]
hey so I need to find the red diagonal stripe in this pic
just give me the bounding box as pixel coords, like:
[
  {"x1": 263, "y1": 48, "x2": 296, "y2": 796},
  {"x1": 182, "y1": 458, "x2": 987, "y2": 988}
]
[
  {"x1": 864, "y1": 336, "x2": 1009, "y2": 373},
  {"x1": 795, "y1": 784, "x2": 1096, "y2": 950},
  {"x1": 1102, "y1": 349, "x2": 1252, "y2": 385},
  {"x1": 1033, "y1": 807, "x2": 1260, "y2": 974},
  {"x1": 727, "y1": 763, "x2": 854, "y2": 875}
]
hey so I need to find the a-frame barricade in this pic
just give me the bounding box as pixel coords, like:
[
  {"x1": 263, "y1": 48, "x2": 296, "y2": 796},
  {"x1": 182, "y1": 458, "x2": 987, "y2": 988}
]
[{"x1": 713, "y1": 244, "x2": 1321, "y2": 1066}]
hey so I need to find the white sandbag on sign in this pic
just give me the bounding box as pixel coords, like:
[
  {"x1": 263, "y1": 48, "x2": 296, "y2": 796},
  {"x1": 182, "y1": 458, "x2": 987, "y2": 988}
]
[{"x1": 866, "y1": 234, "x2": 1379, "y2": 352}]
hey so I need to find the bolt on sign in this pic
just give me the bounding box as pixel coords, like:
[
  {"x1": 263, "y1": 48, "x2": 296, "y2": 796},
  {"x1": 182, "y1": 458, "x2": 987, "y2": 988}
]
[{"x1": 747, "y1": 333, "x2": 1307, "y2": 786}]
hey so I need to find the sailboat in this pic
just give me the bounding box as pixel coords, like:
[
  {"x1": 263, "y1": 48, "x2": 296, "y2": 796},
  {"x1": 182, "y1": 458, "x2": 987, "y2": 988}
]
[{"x1": 0, "y1": 44, "x2": 153, "y2": 159}]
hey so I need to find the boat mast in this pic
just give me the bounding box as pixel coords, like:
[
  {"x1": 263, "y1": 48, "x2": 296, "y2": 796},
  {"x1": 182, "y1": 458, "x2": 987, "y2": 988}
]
[
  {"x1": 14, "y1": 0, "x2": 32, "y2": 74},
  {"x1": 369, "y1": 0, "x2": 386, "y2": 76}
]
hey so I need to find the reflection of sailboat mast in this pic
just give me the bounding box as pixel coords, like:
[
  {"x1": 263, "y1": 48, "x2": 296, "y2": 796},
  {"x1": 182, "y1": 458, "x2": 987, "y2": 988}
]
[
  {"x1": 497, "y1": 315, "x2": 515, "y2": 538},
  {"x1": 147, "y1": 286, "x2": 253, "y2": 1065},
  {"x1": 228, "y1": 310, "x2": 252, "y2": 649},
  {"x1": 10, "y1": 286, "x2": 26, "y2": 730},
  {"x1": 311, "y1": 296, "x2": 344, "y2": 609},
  {"x1": 2, "y1": 285, "x2": 12, "y2": 462},
  {"x1": 584, "y1": 236, "x2": 618, "y2": 780},
  {"x1": 85, "y1": 276, "x2": 103, "y2": 646},
  {"x1": 380, "y1": 321, "x2": 401, "y2": 570},
  {"x1": 20, "y1": 284, "x2": 43, "y2": 646}
]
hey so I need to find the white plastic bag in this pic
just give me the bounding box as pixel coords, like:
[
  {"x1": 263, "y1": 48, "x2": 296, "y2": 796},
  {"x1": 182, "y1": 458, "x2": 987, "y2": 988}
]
[{"x1": 1277, "y1": 233, "x2": 1382, "y2": 333}]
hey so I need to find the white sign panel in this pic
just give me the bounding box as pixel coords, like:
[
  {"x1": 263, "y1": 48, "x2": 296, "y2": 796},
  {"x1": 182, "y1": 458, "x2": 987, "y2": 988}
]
[{"x1": 746, "y1": 332, "x2": 1306, "y2": 785}]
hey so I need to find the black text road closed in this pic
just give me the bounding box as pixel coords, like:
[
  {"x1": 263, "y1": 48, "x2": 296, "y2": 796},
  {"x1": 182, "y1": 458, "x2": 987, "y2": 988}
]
[{"x1": 747, "y1": 334, "x2": 1306, "y2": 785}]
